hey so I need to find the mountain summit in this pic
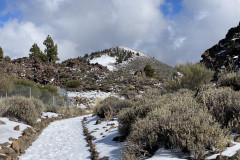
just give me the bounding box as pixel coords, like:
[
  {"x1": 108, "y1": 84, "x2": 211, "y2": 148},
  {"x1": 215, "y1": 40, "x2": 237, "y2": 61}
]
[{"x1": 83, "y1": 46, "x2": 174, "y2": 77}]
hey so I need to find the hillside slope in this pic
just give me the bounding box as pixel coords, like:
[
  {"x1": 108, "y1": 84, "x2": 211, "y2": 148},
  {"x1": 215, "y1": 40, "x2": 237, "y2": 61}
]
[{"x1": 81, "y1": 46, "x2": 175, "y2": 77}]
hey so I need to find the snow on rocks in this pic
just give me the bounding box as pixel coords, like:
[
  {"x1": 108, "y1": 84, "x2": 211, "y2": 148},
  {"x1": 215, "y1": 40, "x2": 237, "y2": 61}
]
[
  {"x1": 85, "y1": 116, "x2": 123, "y2": 160},
  {"x1": 19, "y1": 116, "x2": 91, "y2": 160},
  {"x1": 0, "y1": 117, "x2": 30, "y2": 145}
]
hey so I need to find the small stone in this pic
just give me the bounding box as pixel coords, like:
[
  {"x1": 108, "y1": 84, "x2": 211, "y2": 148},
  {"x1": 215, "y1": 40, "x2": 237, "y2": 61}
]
[
  {"x1": 83, "y1": 117, "x2": 88, "y2": 121},
  {"x1": 11, "y1": 140, "x2": 20, "y2": 153},
  {"x1": 100, "y1": 132, "x2": 104, "y2": 135},
  {"x1": 94, "y1": 128, "x2": 99, "y2": 130},
  {"x1": 14, "y1": 125, "x2": 20, "y2": 131},
  {"x1": 99, "y1": 156, "x2": 109, "y2": 160},
  {"x1": 216, "y1": 155, "x2": 229, "y2": 160},
  {"x1": 95, "y1": 119, "x2": 101, "y2": 125},
  {"x1": 9, "y1": 137, "x2": 16, "y2": 141},
  {"x1": 228, "y1": 142, "x2": 235, "y2": 147},
  {"x1": 0, "y1": 142, "x2": 10, "y2": 147},
  {"x1": 0, "y1": 120, "x2": 6, "y2": 125},
  {"x1": 234, "y1": 136, "x2": 240, "y2": 142}
]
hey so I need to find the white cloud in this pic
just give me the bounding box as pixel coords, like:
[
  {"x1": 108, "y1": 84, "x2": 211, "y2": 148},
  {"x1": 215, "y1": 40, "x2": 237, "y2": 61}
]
[
  {"x1": 0, "y1": 19, "x2": 47, "y2": 59},
  {"x1": 1, "y1": 0, "x2": 240, "y2": 66},
  {"x1": 0, "y1": 0, "x2": 166, "y2": 62}
]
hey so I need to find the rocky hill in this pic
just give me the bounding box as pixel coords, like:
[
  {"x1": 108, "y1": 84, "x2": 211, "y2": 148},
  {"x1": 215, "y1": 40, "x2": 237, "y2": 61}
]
[
  {"x1": 201, "y1": 22, "x2": 240, "y2": 74},
  {"x1": 3, "y1": 55, "x2": 161, "y2": 94},
  {"x1": 79, "y1": 46, "x2": 175, "y2": 77}
]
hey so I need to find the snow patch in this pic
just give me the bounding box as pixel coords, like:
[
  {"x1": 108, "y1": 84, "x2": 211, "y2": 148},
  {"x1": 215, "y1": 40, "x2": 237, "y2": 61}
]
[
  {"x1": 86, "y1": 116, "x2": 123, "y2": 159},
  {"x1": 41, "y1": 112, "x2": 59, "y2": 119},
  {"x1": 0, "y1": 117, "x2": 30, "y2": 144},
  {"x1": 206, "y1": 142, "x2": 240, "y2": 159},
  {"x1": 67, "y1": 91, "x2": 117, "y2": 99},
  {"x1": 147, "y1": 145, "x2": 189, "y2": 160},
  {"x1": 90, "y1": 55, "x2": 116, "y2": 71}
]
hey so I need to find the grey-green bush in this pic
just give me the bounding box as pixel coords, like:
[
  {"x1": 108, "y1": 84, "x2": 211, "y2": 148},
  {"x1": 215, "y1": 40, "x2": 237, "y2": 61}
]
[
  {"x1": 118, "y1": 89, "x2": 194, "y2": 135},
  {"x1": 124, "y1": 92, "x2": 230, "y2": 159},
  {"x1": 217, "y1": 71, "x2": 240, "y2": 91},
  {"x1": 2, "y1": 96, "x2": 38, "y2": 125},
  {"x1": 94, "y1": 96, "x2": 133, "y2": 120},
  {"x1": 164, "y1": 63, "x2": 213, "y2": 91},
  {"x1": 197, "y1": 87, "x2": 240, "y2": 129}
]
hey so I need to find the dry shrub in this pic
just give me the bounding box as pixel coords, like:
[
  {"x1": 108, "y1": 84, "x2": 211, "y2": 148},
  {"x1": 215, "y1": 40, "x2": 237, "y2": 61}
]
[
  {"x1": 0, "y1": 100, "x2": 9, "y2": 116},
  {"x1": 124, "y1": 92, "x2": 230, "y2": 159},
  {"x1": 2, "y1": 96, "x2": 39, "y2": 125},
  {"x1": 118, "y1": 89, "x2": 194, "y2": 135},
  {"x1": 30, "y1": 98, "x2": 45, "y2": 115},
  {"x1": 164, "y1": 63, "x2": 213, "y2": 91},
  {"x1": 58, "y1": 107, "x2": 83, "y2": 116},
  {"x1": 94, "y1": 96, "x2": 133, "y2": 120},
  {"x1": 44, "y1": 104, "x2": 59, "y2": 113},
  {"x1": 217, "y1": 71, "x2": 240, "y2": 91},
  {"x1": 197, "y1": 87, "x2": 240, "y2": 129}
]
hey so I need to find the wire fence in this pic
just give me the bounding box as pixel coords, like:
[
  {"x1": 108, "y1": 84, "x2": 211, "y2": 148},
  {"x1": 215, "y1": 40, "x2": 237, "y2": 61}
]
[{"x1": 0, "y1": 85, "x2": 75, "y2": 107}]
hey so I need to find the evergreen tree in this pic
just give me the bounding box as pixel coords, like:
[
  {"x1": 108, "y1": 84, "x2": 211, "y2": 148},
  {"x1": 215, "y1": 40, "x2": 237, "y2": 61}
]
[
  {"x1": 0, "y1": 46, "x2": 3, "y2": 60},
  {"x1": 144, "y1": 64, "x2": 155, "y2": 78},
  {"x1": 29, "y1": 43, "x2": 48, "y2": 62},
  {"x1": 43, "y1": 35, "x2": 59, "y2": 62}
]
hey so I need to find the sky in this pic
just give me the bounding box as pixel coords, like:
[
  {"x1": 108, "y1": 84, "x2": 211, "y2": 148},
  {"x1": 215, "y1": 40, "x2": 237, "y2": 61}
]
[{"x1": 0, "y1": 0, "x2": 240, "y2": 66}]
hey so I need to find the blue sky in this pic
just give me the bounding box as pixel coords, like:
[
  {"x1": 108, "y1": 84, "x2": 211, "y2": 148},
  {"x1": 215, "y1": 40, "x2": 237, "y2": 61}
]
[
  {"x1": 0, "y1": 0, "x2": 240, "y2": 65},
  {"x1": 161, "y1": 0, "x2": 183, "y2": 18}
]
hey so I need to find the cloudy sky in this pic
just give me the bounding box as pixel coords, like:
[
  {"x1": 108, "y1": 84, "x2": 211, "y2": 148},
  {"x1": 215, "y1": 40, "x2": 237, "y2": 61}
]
[{"x1": 0, "y1": 0, "x2": 240, "y2": 66}]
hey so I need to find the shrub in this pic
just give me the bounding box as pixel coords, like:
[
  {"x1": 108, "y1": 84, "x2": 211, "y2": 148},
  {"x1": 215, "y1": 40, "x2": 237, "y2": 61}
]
[
  {"x1": 14, "y1": 78, "x2": 36, "y2": 87},
  {"x1": 0, "y1": 100, "x2": 9, "y2": 116},
  {"x1": 164, "y1": 63, "x2": 213, "y2": 91},
  {"x1": 118, "y1": 89, "x2": 194, "y2": 135},
  {"x1": 144, "y1": 64, "x2": 155, "y2": 78},
  {"x1": 30, "y1": 98, "x2": 45, "y2": 115},
  {"x1": 94, "y1": 97, "x2": 133, "y2": 120},
  {"x1": 217, "y1": 71, "x2": 240, "y2": 91},
  {"x1": 0, "y1": 75, "x2": 13, "y2": 94},
  {"x1": 44, "y1": 104, "x2": 59, "y2": 113},
  {"x1": 58, "y1": 107, "x2": 83, "y2": 116},
  {"x1": 41, "y1": 84, "x2": 58, "y2": 95},
  {"x1": 60, "y1": 72, "x2": 70, "y2": 78},
  {"x1": 65, "y1": 80, "x2": 81, "y2": 88},
  {"x1": 2, "y1": 96, "x2": 39, "y2": 125},
  {"x1": 4, "y1": 56, "x2": 11, "y2": 62},
  {"x1": 124, "y1": 92, "x2": 230, "y2": 159},
  {"x1": 197, "y1": 87, "x2": 240, "y2": 129}
]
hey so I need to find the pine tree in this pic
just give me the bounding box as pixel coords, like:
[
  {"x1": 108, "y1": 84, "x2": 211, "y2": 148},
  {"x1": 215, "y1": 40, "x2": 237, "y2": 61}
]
[
  {"x1": 43, "y1": 35, "x2": 59, "y2": 63},
  {"x1": 144, "y1": 64, "x2": 155, "y2": 78},
  {"x1": 29, "y1": 43, "x2": 48, "y2": 62},
  {"x1": 0, "y1": 46, "x2": 3, "y2": 60}
]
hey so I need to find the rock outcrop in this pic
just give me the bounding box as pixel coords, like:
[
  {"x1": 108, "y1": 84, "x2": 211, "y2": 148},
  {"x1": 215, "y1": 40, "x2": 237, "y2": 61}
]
[{"x1": 201, "y1": 22, "x2": 240, "y2": 74}]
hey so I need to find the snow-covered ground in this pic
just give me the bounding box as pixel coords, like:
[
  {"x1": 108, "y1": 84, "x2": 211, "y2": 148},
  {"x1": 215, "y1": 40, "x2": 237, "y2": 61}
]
[
  {"x1": 19, "y1": 116, "x2": 91, "y2": 160},
  {"x1": 86, "y1": 116, "x2": 123, "y2": 160},
  {"x1": 90, "y1": 55, "x2": 116, "y2": 71},
  {"x1": 206, "y1": 142, "x2": 240, "y2": 159},
  {"x1": 0, "y1": 117, "x2": 30, "y2": 145},
  {"x1": 68, "y1": 90, "x2": 117, "y2": 99},
  {"x1": 68, "y1": 91, "x2": 120, "y2": 109},
  {"x1": 147, "y1": 145, "x2": 189, "y2": 160},
  {"x1": 41, "y1": 112, "x2": 59, "y2": 119}
]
